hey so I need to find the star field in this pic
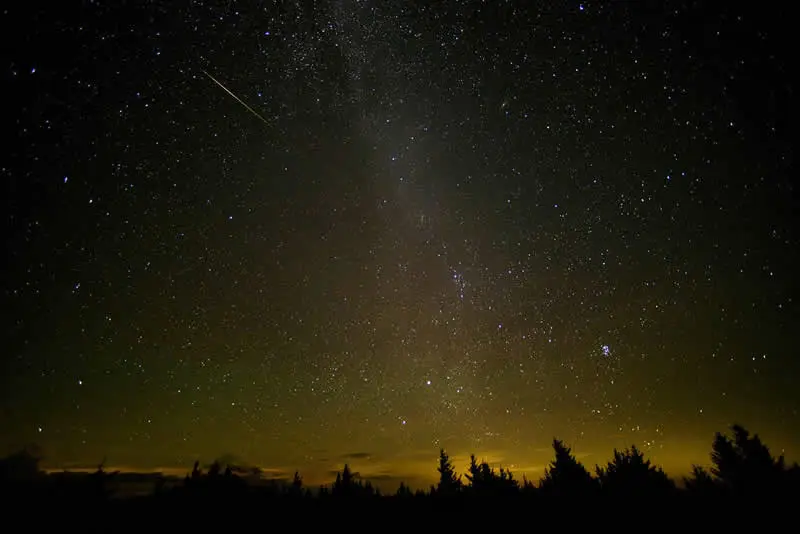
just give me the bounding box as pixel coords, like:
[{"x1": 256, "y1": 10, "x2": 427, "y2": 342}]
[{"x1": 1, "y1": 1, "x2": 796, "y2": 488}]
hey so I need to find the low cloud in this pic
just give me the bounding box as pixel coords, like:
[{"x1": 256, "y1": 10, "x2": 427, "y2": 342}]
[
  {"x1": 326, "y1": 468, "x2": 363, "y2": 478},
  {"x1": 339, "y1": 452, "x2": 372, "y2": 460}
]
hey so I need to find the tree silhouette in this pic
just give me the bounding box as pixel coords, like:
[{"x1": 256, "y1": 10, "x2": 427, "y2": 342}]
[
  {"x1": 464, "y1": 454, "x2": 482, "y2": 490},
  {"x1": 343, "y1": 463, "x2": 355, "y2": 486},
  {"x1": 396, "y1": 481, "x2": 413, "y2": 498},
  {"x1": 464, "y1": 454, "x2": 519, "y2": 497},
  {"x1": 436, "y1": 448, "x2": 462, "y2": 496},
  {"x1": 191, "y1": 460, "x2": 202, "y2": 479},
  {"x1": 596, "y1": 445, "x2": 674, "y2": 497},
  {"x1": 520, "y1": 475, "x2": 537, "y2": 496},
  {"x1": 2, "y1": 422, "x2": 797, "y2": 514},
  {"x1": 333, "y1": 463, "x2": 373, "y2": 498},
  {"x1": 87, "y1": 459, "x2": 118, "y2": 502},
  {"x1": 332, "y1": 464, "x2": 354, "y2": 497},
  {"x1": 363, "y1": 480, "x2": 377, "y2": 497},
  {"x1": 786, "y1": 462, "x2": 800, "y2": 494},
  {"x1": 288, "y1": 470, "x2": 304, "y2": 497},
  {"x1": 705, "y1": 424, "x2": 791, "y2": 496},
  {"x1": 207, "y1": 460, "x2": 222, "y2": 479},
  {"x1": 539, "y1": 439, "x2": 597, "y2": 497},
  {"x1": 684, "y1": 465, "x2": 719, "y2": 496},
  {"x1": 0, "y1": 446, "x2": 45, "y2": 507},
  {"x1": 0, "y1": 446, "x2": 43, "y2": 485}
]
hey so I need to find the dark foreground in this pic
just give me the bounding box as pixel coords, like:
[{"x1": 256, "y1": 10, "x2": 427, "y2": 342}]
[
  {"x1": 4, "y1": 489, "x2": 798, "y2": 532},
  {"x1": 3, "y1": 423, "x2": 798, "y2": 530}
]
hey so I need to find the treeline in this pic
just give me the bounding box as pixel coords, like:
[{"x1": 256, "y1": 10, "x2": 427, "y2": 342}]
[{"x1": 2, "y1": 424, "x2": 799, "y2": 517}]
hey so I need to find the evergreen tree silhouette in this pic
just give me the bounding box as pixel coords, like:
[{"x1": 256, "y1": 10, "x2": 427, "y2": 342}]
[
  {"x1": 9, "y1": 422, "x2": 800, "y2": 513},
  {"x1": 191, "y1": 460, "x2": 202, "y2": 480},
  {"x1": 396, "y1": 481, "x2": 413, "y2": 498},
  {"x1": 684, "y1": 465, "x2": 719, "y2": 496},
  {"x1": 288, "y1": 470, "x2": 304, "y2": 497},
  {"x1": 464, "y1": 454, "x2": 480, "y2": 493},
  {"x1": 498, "y1": 467, "x2": 516, "y2": 487},
  {"x1": 342, "y1": 463, "x2": 353, "y2": 485},
  {"x1": 0, "y1": 445, "x2": 48, "y2": 505},
  {"x1": 596, "y1": 445, "x2": 674, "y2": 497},
  {"x1": 87, "y1": 459, "x2": 117, "y2": 502},
  {"x1": 464, "y1": 454, "x2": 519, "y2": 497},
  {"x1": 436, "y1": 448, "x2": 462, "y2": 496},
  {"x1": 539, "y1": 439, "x2": 597, "y2": 497},
  {"x1": 207, "y1": 460, "x2": 222, "y2": 479},
  {"x1": 521, "y1": 475, "x2": 537, "y2": 496},
  {"x1": 333, "y1": 464, "x2": 358, "y2": 497},
  {"x1": 0, "y1": 446, "x2": 43, "y2": 485},
  {"x1": 786, "y1": 462, "x2": 800, "y2": 495},
  {"x1": 707, "y1": 424, "x2": 790, "y2": 495}
]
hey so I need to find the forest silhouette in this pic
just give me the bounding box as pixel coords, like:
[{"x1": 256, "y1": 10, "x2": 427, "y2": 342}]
[{"x1": 2, "y1": 423, "x2": 798, "y2": 528}]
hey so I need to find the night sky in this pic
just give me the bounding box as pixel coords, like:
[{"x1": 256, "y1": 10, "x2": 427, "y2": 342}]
[{"x1": 2, "y1": 1, "x2": 796, "y2": 490}]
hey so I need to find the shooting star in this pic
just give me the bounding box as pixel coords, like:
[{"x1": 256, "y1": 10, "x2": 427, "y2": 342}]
[{"x1": 201, "y1": 69, "x2": 269, "y2": 126}]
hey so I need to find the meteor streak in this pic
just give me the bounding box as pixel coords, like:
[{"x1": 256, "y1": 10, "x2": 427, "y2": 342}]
[{"x1": 201, "y1": 69, "x2": 270, "y2": 126}]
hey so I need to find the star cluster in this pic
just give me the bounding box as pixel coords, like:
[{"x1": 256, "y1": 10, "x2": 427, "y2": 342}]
[{"x1": 1, "y1": 1, "x2": 796, "y2": 487}]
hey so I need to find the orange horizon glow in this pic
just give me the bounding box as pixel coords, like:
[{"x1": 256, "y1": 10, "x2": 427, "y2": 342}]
[{"x1": 37, "y1": 430, "x2": 799, "y2": 493}]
